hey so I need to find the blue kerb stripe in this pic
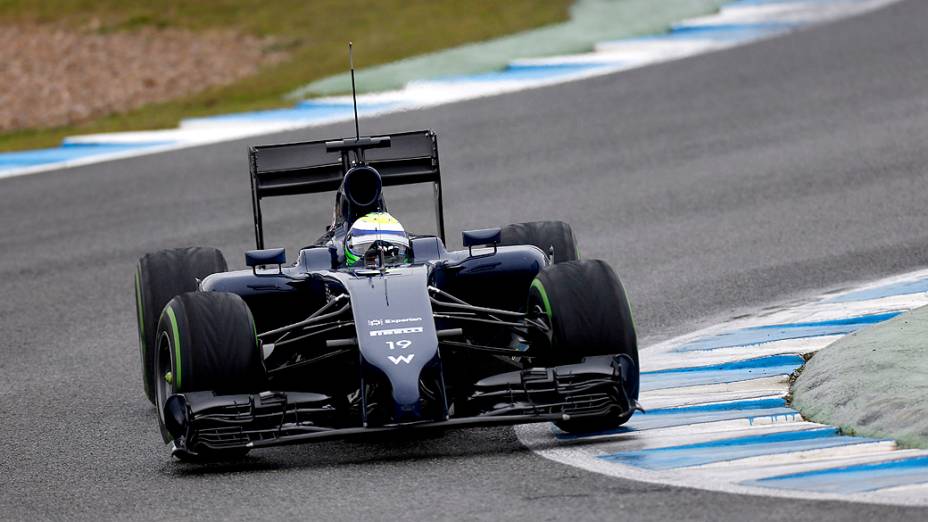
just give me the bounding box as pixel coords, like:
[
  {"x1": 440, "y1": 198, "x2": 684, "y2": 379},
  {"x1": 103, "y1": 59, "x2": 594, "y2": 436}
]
[
  {"x1": 626, "y1": 406, "x2": 798, "y2": 433},
  {"x1": 753, "y1": 312, "x2": 899, "y2": 329},
  {"x1": 641, "y1": 354, "x2": 803, "y2": 392},
  {"x1": 58, "y1": 140, "x2": 175, "y2": 148},
  {"x1": 183, "y1": 101, "x2": 396, "y2": 124},
  {"x1": 744, "y1": 457, "x2": 928, "y2": 494},
  {"x1": 748, "y1": 456, "x2": 928, "y2": 494},
  {"x1": 828, "y1": 278, "x2": 928, "y2": 303},
  {"x1": 0, "y1": 141, "x2": 174, "y2": 169},
  {"x1": 431, "y1": 63, "x2": 605, "y2": 84},
  {"x1": 600, "y1": 428, "x2": 876, "y2": 470},
  {"x1": 645, "y1": 397, "x2": 786, "y2": 415},
  {"x1": 669, "y1": 22, "x2": 797, "y2": 35},
  {"x1": 622, "y1": 22, "x2": 793, "y2": 44},
  {"x1": 728, "y1": 0, "x2": 855, "y2": 6},
  {"x1": 294, "y1": 101, "x2": 394, "y2": 110},
  {"x1": 644, "y1": 354, "x2": 803, "y2": 375},
  {"x1": 673, "y1": 312, "x2": 900, "y2": 352},
  {"x1": 555, "y1": 398, "x2": 797, "y2": 439}
]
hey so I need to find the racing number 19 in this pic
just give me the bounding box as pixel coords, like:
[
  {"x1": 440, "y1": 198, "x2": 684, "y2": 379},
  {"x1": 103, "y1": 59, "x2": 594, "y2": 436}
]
[{"x1": 386, "y1": 340, "x2": 412, "y2": 350}]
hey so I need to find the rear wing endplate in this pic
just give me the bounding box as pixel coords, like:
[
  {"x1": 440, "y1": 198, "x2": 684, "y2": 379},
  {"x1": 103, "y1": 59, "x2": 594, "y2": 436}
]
[{"x1": 249, "y1": 130, "x2": 443, "y2": 249}]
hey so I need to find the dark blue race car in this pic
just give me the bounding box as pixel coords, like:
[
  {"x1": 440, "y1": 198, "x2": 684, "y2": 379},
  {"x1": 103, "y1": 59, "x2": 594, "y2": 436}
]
[{"x1": 133, "y1": 130, "x2": 640, "y2": 461}]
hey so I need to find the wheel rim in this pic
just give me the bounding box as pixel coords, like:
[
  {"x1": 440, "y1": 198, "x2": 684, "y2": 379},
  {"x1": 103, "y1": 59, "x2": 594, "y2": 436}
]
[{"x1": 155, "y1": 331, "x2": 173, "y2": 426}]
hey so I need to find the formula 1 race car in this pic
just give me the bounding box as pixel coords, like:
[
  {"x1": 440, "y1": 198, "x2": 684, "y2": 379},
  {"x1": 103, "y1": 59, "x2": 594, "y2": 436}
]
[{"x1": 133, "y1": 129, "x2": 640, "y2": 460}]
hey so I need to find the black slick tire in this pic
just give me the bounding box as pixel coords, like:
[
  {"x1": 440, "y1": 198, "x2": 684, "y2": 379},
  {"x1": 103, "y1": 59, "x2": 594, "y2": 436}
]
[
  {"x1": 135, "y1": 247, "x2": 227, "y2": 404},
  {"x1": 500, "y1": 221, "x2": 579, "y2": 263},
  {"x1": 154, "y1": 291, "x2": 265, "y2": 461},
  {"x1": 527, "y1": 260, "x2": 638, "y2": 433}
]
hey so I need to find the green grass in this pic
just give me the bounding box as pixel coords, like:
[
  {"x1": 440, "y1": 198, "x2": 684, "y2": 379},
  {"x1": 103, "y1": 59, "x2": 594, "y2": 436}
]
[{"x1": 0, "y1": 0, "x2": 571, "y2": 151}]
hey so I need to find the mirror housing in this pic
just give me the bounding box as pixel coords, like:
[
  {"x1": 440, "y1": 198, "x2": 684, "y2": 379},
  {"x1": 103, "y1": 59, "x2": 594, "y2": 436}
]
[
  {"x1": 462, "y1": 228, "x2": 501, "y2": 248},
  {"x1": 245, "y1": 247, "x2": 286, "y2": 268}
]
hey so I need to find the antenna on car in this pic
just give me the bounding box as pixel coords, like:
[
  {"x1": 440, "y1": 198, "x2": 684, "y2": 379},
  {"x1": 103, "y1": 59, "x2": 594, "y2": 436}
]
[
  {"x1": 349, "y1": 41, "x2": 360, "y2": 140},
  {"x1": 324, "y1": 43, "x2": 391, "y2": 170}
]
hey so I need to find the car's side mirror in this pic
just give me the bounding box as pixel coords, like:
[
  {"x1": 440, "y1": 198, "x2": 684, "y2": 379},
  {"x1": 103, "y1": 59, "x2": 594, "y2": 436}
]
[
  {"x1": 462, "y1": 228, "x2": 501, "y2": 248},
  {"x1": 245, "y1": 248, "x2": 286, "y2": 273},
  {"x1": 462, "y1": 228, "x2": 501, "y2": 256}
]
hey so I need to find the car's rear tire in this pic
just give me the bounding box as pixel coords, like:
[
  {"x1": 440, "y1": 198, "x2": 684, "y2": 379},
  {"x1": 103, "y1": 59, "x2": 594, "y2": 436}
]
[
  {"x1": 154, "y1": 291, "x2": 265, "y2": 460},
  {"x1": 500, "y1": 221, "x2": 579, "y2": 263},
  {"x1": 527, "y1": 260, "x2": 638, "y2": 433},
  {"x1": 135, "y1": 247, "x2": 227, "y2": 404}
]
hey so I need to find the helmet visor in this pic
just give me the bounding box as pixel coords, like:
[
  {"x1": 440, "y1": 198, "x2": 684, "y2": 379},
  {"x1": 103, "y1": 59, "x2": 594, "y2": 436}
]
[{"x1": 347, "y1": 233, "x2": 410, "y2": 265}]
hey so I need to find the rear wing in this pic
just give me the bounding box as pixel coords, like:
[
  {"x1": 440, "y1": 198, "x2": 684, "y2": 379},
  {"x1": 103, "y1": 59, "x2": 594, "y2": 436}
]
[{"x1": 249, "y1": 130, "x2": 443, "y2": 249}]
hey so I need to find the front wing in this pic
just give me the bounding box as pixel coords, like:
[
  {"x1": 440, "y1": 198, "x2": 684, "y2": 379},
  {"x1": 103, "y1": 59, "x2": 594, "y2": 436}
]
[{"x1": 163, "y1": 355, "x2": 635, "y2": 458}]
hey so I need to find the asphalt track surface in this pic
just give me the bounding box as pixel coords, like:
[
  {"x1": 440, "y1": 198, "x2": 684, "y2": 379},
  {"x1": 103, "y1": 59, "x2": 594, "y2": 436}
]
[{"x1": 2, "y1": 2, "x2": 927, "y2": 520}]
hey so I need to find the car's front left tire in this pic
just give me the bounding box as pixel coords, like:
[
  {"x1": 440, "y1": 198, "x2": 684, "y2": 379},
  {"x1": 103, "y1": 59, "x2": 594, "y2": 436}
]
[
  {"x1": 499, "y1": 221, "x2": 579, "y2": 263},
  {"x1": 527, "y1": 259, "x2": 638, "y2": 433}
]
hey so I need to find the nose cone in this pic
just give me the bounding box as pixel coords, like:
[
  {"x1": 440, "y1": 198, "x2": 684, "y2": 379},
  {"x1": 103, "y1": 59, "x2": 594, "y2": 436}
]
[
  {"x1": 393, "y1": 400, "x2": 424, "y2": 424},
  {"x1": 391, "y1": 380, "x2": 424, "y2": 423}
]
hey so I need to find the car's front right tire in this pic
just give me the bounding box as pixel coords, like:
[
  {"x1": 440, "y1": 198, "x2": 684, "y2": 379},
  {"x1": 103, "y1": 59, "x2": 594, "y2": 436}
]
[{"x1": 155, "y1": 291, "x2": 265, "y2": 461}]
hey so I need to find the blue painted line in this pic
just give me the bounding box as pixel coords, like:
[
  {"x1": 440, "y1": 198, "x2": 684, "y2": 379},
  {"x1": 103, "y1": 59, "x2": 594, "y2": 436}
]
[
  {"x1": 669, "y1": 22, "x2": 797, "y2": 35},
  {"x1": 726, "y1": 0, "x2": 788, "y2": 4},
  {"x1": 555, "y1": 398, "x2": 799, "y2": 439},
  {"x1": 827, "y1": 278, "x2": 928, "y2": 303},
  {"x1": 626, "y1": 402, "x2": 799, "y2": 431},
  {"x1": 600, "y1": 427, "x2": 876, "y2": 470},
  {"x1": 645, "y1": 397, "x2": 786, "y2": 414},
  {"x1": 728, "y1": 0, "x2": 861, "y2": 6},
  {"x1": 182, "y1": 101, "x2": 395, "y2": 124},
  {"x1": 673, "y1": 312, "x2": 901, "y2": 352},
  {"x1": 748, "y1": 456, "x2": 928, "y2": 493},
  {"x1": 431, "y1": 63, "x2": 606, "y2": 84},
  {"x1": 619, "y1": 22, "x2": 794, "y2": 45},
  {"x1": 294, "y1": 100, "x2": 394, "y2": 111},
  {"x1": 754, "y1": 313, "x2": 902, "y2": 329},
  {"x1": 0, "y1": 141, "x2": 173, "y2": 170},
  {"x1": 640, "y1": 354, "x2": 803, "y2": 391}
]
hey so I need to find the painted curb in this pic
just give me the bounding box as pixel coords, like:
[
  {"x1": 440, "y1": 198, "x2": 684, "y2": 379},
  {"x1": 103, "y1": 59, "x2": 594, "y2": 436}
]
[
  {"x1": 516, "y1": 268, "x2": 928, "y2": 506},
  {"x1": 793, "y1": 304, "x2": 928, "y2": 449}
]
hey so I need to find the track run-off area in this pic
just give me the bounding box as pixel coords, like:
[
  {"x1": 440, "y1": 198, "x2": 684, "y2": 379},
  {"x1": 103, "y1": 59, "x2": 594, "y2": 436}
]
[
  {"x1": 0, "y1": 0, "x2": 895, "y2": 179},
  {"x1": 2, "y1": 0, "x2": 928, "y2": 520}
]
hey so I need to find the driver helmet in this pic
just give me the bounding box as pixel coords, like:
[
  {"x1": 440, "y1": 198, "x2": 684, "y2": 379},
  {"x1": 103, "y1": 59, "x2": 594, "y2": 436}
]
[{"x1": 344, "y1": 212, "x2": 410, "y2": 266}]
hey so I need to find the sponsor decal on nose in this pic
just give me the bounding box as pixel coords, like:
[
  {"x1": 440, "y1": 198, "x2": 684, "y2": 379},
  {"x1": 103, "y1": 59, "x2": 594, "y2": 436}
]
[{"x1": 369, "y1": 327, "x2": 424, "y2": 337}]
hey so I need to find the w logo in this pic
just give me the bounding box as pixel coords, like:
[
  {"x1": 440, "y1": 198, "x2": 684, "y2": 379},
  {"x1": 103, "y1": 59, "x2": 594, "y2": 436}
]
[{"x1": 387, "y1": 354, "x2": 415, "y2": 365}]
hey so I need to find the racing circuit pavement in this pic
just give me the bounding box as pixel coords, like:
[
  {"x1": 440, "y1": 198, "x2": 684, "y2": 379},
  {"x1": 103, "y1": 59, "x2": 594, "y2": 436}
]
[{"x1": 2, "y1": 1, "x2": 928, "y2": 520}]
